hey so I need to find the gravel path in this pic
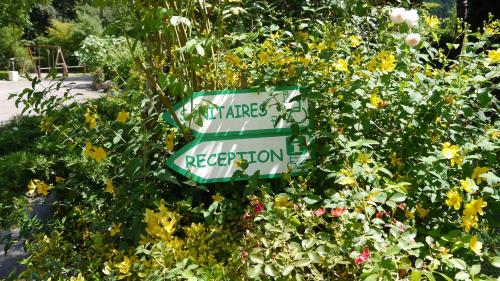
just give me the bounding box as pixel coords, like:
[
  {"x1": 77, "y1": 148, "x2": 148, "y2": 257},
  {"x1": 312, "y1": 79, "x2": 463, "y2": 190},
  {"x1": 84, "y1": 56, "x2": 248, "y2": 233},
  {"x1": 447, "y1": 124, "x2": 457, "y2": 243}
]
[{"x1": 0, "y1": 74, "x2": 103, "y2": 123}]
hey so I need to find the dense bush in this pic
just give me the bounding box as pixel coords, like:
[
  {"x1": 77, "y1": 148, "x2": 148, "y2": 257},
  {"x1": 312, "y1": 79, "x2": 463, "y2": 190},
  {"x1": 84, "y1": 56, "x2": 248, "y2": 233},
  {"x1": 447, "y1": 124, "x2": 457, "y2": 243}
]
[
  {"x1": 75, "y1": 35, "x2": 136, "y2": 83},
  {"x1": 0, "y1": 25, "x2": 25, "y2": 70},
  {"x1": 3, "y1": 1, "x2": 500, "y2": 280}
]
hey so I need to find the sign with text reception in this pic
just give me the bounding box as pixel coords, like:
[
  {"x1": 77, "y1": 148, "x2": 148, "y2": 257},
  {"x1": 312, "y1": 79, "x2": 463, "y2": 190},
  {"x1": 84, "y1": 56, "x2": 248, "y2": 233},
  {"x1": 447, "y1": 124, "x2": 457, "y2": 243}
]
[
  {"x1": 163, "y1": 86, "x2": 308, "y2": 137},
  {"x1": 166, "y1": 133, "x2": 310, "y2": 183}
]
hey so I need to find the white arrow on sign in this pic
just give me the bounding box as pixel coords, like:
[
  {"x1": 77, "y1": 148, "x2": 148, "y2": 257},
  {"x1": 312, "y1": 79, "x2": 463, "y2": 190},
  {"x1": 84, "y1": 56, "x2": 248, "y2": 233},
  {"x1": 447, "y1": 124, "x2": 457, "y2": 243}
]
[
  {"x1": 167, "y1": 133, "x2": 310, "y2": 183},
  {"x1": 163, "y1": 86, "x2": 308, "y2": 137}
]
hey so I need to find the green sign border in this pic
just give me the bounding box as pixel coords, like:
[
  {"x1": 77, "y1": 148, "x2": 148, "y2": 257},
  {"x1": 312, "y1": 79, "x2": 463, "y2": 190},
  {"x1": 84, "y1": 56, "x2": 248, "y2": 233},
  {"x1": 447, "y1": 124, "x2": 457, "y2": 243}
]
[
  {"x1": 163, "y1": 86, "x2": 308, "y2": 137},
  {"x1": 166, "y1": 132, "x2": 307, "y2": 184}
]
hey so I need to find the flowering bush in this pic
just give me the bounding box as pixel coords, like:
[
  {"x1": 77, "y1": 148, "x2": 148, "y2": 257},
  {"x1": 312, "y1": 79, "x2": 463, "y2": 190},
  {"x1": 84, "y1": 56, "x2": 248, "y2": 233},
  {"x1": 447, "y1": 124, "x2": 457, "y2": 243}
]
[{"x1": 5, "y1": 1, "x2": 500, "y2": 280}]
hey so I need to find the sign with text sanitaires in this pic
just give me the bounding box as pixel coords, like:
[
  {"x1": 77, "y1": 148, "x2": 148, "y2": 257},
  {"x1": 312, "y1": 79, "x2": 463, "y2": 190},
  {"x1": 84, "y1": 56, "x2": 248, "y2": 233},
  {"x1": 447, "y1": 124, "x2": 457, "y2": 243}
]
[
  {"x1": 167, "y1": 133, "x2": 310, "y2": 183},
  {"x1": 163, "y1": 86, "x2": 308, "y2": 137}
]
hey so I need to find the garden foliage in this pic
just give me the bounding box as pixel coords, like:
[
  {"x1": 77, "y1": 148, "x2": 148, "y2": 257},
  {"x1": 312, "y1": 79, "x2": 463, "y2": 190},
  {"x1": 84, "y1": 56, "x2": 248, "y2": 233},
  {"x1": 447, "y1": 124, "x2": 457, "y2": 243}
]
[{"x1": 3, "y1": 0, "x2": 500, "y2": 280}]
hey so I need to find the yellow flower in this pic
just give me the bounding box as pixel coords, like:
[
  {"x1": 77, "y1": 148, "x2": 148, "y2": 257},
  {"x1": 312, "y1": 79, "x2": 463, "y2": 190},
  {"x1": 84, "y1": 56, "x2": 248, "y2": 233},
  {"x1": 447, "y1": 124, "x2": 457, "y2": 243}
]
[
  {"x1": 424, "y1": 15, "x2": 440, "y2": 29},
  {"x1": 378, "y1": 51, "x2": 396, "y2": 72},
  {"x1": 225, "y1": 53, "x2": 242, "y2": 66},
  {"x1": 463, "y1": 198, "x2": 487, "y2": 216},
  {"x1": 460, "y1": 177, "x2": 478, "y2": 193},
  {"x1": 37, "y1": 181, "x2": 50, "y2": 196},
  {"x1": 105, "y1": 179, "x2": 115, "y2": 194},
  {"x1": 389, "y1": 153, "x2": 402, "y2": 167},
  {"x1": 416, "y1": 203, "x2": 430, "y2": 218},
  {"x1": 472, "y1": 166, "x2": 488, "y2": 184},
  {"x1": 334, "y1": 59, "x2": 349, "y2": 72},
  {"x1": 55, "y1": 176, "x2": 63, "y2": 183},
  {"x1": 405, "y1": 209, "x2": 415, "y2": 219},
  {"x1": 367, "y1": 57, "x2": 378, "y2": 72},
  {"x1": 92, "y1": 146, "x2": 107, "y2": 163},
  {"x1": 85, "y1": 108, "x2": 96, "y2": 129},
  {"x1": 69, "y1": 273, "x2": 85, "y2": 281},
  {"x1": 84, "y1": 108, "x2": 93, "y2": 123},
  {"x1": 461, "y1": 214, "x2": 478, "y2": 232},
  {"x1": 116, "y1": 111, "x2": 130, "y2": 124},
  {"x1": 370, "y1": 93, "x2": 382, "y2": 108},
  {"x1": 39, "y1": 116, "x2": 53, "y2": 132},
  {"x1": 469, "y1": 235, "x2": 482, "y2": 255},
  {"x1": 357, "y1": 153, "x2": 372, "y2": 164},
  {"x1": 89, "y1": 117, "x2": 96, "y2": 129},
  {"x1": 211, "y1": 192, "x2": 223, "y2": 202},
  {"x1": 84, "y1": 142, "x2": 93, "y2": 157},
  {"x1": 109, "y1": 222, "x2": 122, "y2": 237},
  {"x1": 445, "y1": 190, "x2": 462, "y2": 210},
  {"x1": 275, "y1": 194, "x2": 293, "y2": 208},
  {"x1": 115, "y1": 256, "x2": 132, "y2": 275},
  {"x1": 488, "y1": 48, "x2": 500, "y2": 63},
  {"x1": 28, "y1": 179, "x2": 37, "y2": 195},
  {"x1": 165, "y1": 131, "x2": 175, "y2": 152},
  {"x1": 441, "y1": 142, "x2": 462, "y2": 166},
  {"x1": 338, "y1": 169, "x2": 356, "y2": 186},
  {"x1": 258, "y1": 52, "x2": 271, "y2": 64},
  {"x1": 350, "y1": 35, "x2": 362, "y2": 47}
]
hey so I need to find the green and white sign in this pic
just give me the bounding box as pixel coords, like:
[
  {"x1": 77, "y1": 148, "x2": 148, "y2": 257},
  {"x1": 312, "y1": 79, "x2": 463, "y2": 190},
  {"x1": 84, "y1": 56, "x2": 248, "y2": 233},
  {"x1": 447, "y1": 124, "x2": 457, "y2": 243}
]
[
  {"x1": 163, "y1": 86, "x2": 308, "y2": 137},
  {"x1": 166, "y1": 133, "x2": 310, "y2": 183}
]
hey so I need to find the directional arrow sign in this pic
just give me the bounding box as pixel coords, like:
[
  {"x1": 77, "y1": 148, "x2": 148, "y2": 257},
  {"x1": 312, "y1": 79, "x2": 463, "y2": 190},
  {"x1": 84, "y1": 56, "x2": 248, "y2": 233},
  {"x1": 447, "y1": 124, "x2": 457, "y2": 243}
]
[
  {"x1": 163, "y1": 86, "x2": 308, "y2": 137},
  {"x1": 167, "y1": 133, "x2": 310, "y2": 183}
]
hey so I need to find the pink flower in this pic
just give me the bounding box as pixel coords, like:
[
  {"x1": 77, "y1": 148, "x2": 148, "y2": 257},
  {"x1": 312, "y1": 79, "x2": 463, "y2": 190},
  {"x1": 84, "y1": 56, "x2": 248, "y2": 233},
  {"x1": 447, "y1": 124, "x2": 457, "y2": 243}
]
[
  {"x1": 314, "y1": 208, "x2": 326, "y2": 217},
  {"x1": 254, "y1": 202, "x2": 264, "y2": 214},
  {"x1": 330, "y1": 208, "x2": 347, "y2": 217},
  {"x1": 354, "y1": 248, "x2": 370, "y2": 264},
  {"x1": 243, "y1": 212, "x2": 252, "y2": 221}
]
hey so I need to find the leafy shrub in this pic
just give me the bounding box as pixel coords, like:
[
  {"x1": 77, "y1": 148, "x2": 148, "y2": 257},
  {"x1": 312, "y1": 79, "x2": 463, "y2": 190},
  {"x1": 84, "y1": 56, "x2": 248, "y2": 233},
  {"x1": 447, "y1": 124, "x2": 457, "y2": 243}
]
[
  {"x1": 5, "y1": 1, "x2": 500, "y2": 280},
  {"x1": 0, "y1": 25, "x2": 25, "y2": 70},
  {"x1": 0, "y1": 115, "x2": 43, "y2": 156},
  {"x1": 75, "y1": 35, "x2": 136, "y2": 83}
]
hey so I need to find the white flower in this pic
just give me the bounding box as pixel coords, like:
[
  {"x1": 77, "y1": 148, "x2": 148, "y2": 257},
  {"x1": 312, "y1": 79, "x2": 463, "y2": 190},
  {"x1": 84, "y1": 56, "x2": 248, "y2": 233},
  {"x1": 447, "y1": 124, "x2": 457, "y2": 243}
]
[
  {"x1": 390, "y1": 8, "x2": 406, "y2": 24},
  {"x1": 404, "y1": 9, "x2": 419, "y2": 27},
  {"x1": 405, "y1": 33, "x2": 421, "y2": 46}
]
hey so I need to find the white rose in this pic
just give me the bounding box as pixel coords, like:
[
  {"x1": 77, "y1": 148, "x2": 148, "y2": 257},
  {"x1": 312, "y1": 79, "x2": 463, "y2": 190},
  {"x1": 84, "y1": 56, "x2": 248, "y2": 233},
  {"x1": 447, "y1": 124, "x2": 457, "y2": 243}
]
[
  {"x1": 405, "y1": 33, "x2": 421, "y2": 46},
  {"x1": 390, "y1": 8, "x2": 406, "y2": 24},
  {"x1": 404, "y1": 9, "x2": 419, "y2": 27}
]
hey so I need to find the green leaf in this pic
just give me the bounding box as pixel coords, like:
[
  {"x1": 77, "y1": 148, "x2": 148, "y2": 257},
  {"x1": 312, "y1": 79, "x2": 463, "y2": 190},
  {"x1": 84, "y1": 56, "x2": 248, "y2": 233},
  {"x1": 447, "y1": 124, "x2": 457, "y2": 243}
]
[
  {"x1": 481, "y1": 172, "x2": 500, "y2": 185},
  {"x1": 264, "y1": 264, "x2": 278, "y2": 277},
  {"x1": 371, "y1": 192, "x2": 387, "y2": 203},
  {"x1": 454, "y1": 272, "x2": 469, "y2": 280},
  {"x1": 424, "y1": 272, "x2": 436, "y2": 281},
  {"x1": 410, "y1": 270, "x2": 421, "y2": 281},
  {"x1": 469, "y1": 264, "x2": 480, "y2": 275},
  {"x1": 195, "y1": 44, "x2": 205, "y2": 57},
  {"x1": 125, "y1": 158, "x2": 142, "y2": 177},
  {"x1": 294, "y1": 259, "x2": 310, "y2": 267},
  {"x1": 490, "y1": 256, "x2": 500, "y2": 268},
  {"x1": 247, "y1": 264, "x2": 262, "y2": 278},
  {"x1": 301, "y1": 238, "x2": 315, "y2": 249},
  {"x1": 282, "y1": 265, "x2": 294, "y2": 276},
  {"x1": 249, "y1": 253, "x2": 264, "y2": 264},
  {"x1": 448, "y1": 258, "x2": 466, "y2": 270},
  {"x1": 401, "y1": 105, "x2": 415, "y2": 114},
  {"x1": 385, "y1": 245, "x2": 401, "y2": 256},
  {"x1": 389, "y1": 193, "x2": 406, "y2": 202}
]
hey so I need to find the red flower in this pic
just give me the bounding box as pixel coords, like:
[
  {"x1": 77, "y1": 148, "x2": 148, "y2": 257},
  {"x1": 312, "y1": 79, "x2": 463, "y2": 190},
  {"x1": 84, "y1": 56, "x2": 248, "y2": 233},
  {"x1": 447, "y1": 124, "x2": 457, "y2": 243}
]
[
  {"x1": 254, "y1": 202, "x2": 264, "y2": 214},
  {"x1": 354, "y1": 248, "x2": 370, "y2": 264},
  {"x1": 330, "y1": 207, "x2": 347, "y2": 217},
  {"x1": 314, "y1": 208, "x2": 326, "y2": 217}
]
